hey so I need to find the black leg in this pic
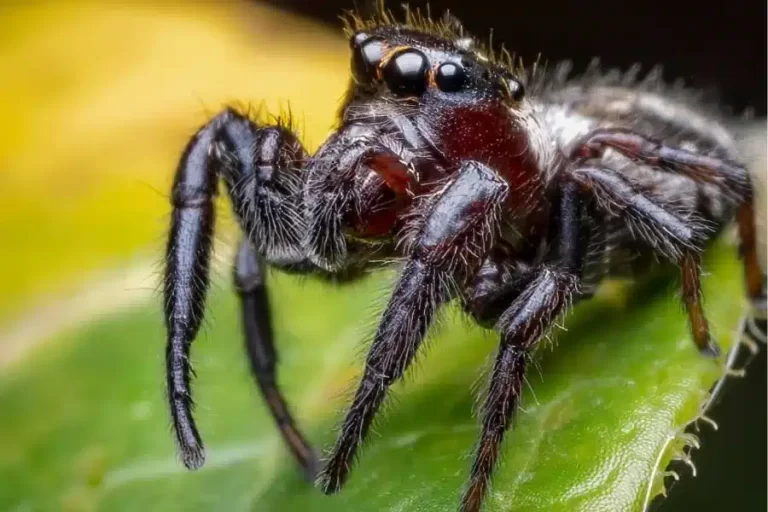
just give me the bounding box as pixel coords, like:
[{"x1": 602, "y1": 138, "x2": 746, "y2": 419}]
[
  {"x1": 572, "y1": 128, "x2": 763, "y2": 343},
  {"x1": 572, "y1": 165, "x2": 720, "y2": 355},
  {"x1": 165, "y1": 108, "x2": 309, "y2": 470},
  {"x1": 460, "y1": 180, "x2": 586, "y2": 512},
  {"x1": 572, "y1": 165, "x2": 705, "y2": 261},
  {"x1": 166, "y1": 106, "x2": 428, "y2": 471},
  {"x1": 234, "y1": 239, "x2": 318, "y2": 480},
  {"x1": 165, "y1": 119, "x2": 218, "y2": 469},
  {"x1": 461, "y1": 269, "x2": 578, "y2": 512},
  {"x1": 318, "y1": 161, "x2": 509, "y2": 494}
]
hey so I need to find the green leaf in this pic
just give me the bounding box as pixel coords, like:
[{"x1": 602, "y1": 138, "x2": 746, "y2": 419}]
[{"x1": 0, "y1": 240, "x2": 745, "y2": 511}]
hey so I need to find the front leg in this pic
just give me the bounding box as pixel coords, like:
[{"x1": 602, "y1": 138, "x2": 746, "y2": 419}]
[
  {"x1": 319, "y1": 161, "x2": 510, "y2": 494},
  {"x1": 165, "y1": 108, "x2": 310, "y2": 471},
  {"x1": 166, "y1": 109, "x2": 429, "y2": 473}
]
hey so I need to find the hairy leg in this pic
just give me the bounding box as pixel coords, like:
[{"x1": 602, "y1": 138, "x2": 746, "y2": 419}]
[
  {"x1": 165, "y1": 108, "x2": 310, "y2": 469},
  {"x1": 460, "y1": 180, "x2": 587, "y2": 512},
  {"x1": 572, "y1": 127, "x2": 765, "y2": 343},
  {"x1": 461, "y1": 269, "x2": 578, "y2": 512},
  {"x1": 165, "y1": 121, "x2": 217, "y2": 469},
  {"x1": 572, "y1": 164, "x2": 720, "y2": 355},
  {"x1": 572, "y1": 127, "x2": 751, "y2": 201},
  {"x1": 318, "y1": 161, "x2": 509, "y2": 494}
]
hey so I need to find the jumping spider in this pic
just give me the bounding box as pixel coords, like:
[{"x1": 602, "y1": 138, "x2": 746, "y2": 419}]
[{"x1": 163, "y1": 8, "x2": 766, "y2": 512}]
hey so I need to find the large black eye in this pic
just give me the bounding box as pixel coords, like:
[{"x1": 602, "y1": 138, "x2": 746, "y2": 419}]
[
  {"x1": 351, "y1": 33, "x2": 385, "y2": 84},
  {"x1": 350, "y1": 31, "x2": 368, "y2": 49},
  {"x1": 435, "y1": 62, "x2": 466, "y2": 92},
  {"x1": 383, "y1": 49, "x2": 429, "y2": 96}
]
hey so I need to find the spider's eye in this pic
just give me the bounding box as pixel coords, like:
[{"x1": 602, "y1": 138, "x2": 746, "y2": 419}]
[
  {"x1": 506, "y1": 77, "x2": 525, "y2": 101},
  {"x1": 351, "y1": 33, "x2": 385, "y2": 84},
  {"x1": 350, "y1": 31, "x2": 368, "y2": 49},
  {"x1": 383, "y1": 49, "x2": 429, "y2": 96},
  {"x1": 435, "y1": 62, "x2": 467, "y2": 92}
]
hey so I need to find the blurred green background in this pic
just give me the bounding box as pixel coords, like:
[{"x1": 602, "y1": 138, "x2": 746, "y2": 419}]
[{"x1": 0, "y1": 2, "x2": 764, "y2": 511}]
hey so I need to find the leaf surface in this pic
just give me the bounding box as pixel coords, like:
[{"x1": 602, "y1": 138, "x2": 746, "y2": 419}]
[{"x1": 0, "y1": 243, "x2": 744, "y2": 511}]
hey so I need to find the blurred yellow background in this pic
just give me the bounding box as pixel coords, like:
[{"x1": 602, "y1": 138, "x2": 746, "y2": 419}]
[{"x1": 0, "y1": 1, "x2": 349, "y2": 360}]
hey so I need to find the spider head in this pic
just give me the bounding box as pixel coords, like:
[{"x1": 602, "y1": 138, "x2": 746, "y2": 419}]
[
  {"x1": 346, "y1": 26, "x2": 525, "y2": 110},
  {"x1": 339, "y1": 19, "x2": 541, "y2": 213}
]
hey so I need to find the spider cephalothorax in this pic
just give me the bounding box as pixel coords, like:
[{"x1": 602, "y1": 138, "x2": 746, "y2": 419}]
[{"x1": 162, "y1": 8, "x2": 765, "y2": 512}]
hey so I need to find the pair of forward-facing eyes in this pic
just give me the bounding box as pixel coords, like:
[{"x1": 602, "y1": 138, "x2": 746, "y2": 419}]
[{"x1": 350, "y1": 32, "x2": 525, "y2": 101}]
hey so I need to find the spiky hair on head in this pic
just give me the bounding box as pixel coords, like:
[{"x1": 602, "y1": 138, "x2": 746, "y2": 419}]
[
  {"x1": 341, "y1": 2, "x2": 465, "y2": 39},
  {"x1": 340, "y1": 2, "x2": 525, "y2": 77}
]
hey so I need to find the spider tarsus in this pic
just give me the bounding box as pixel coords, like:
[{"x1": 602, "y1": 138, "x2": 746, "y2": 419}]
[
  {"x1": 459, "y1": 487, "x2": 485, "y2": 512},
  {"x1": 300, "y1": 450, "x2": 321, "y2": 484},
  {"x1": 180, "y1": 442, "x2": 206, "y2": 471},
  {"x1": 699, "y1": 338, "x2": 722, "y2": 358},
  {"x1": 317, "y1": 461, "x2": 345, "y2": 495},
  {"x1": 318, "y1": 442, "x2": 355, "y2": 494}
]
